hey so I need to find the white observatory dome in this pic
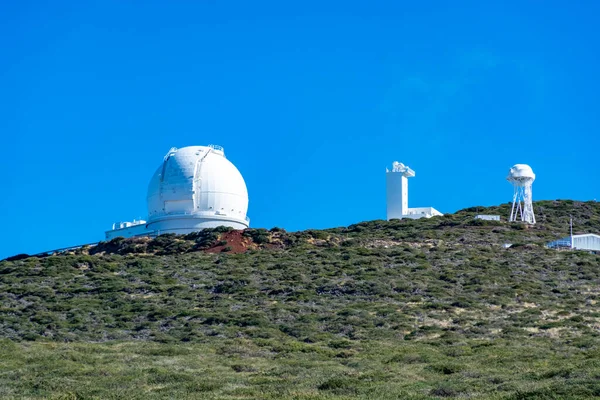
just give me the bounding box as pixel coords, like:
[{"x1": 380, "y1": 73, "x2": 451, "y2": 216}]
[
  {"x1": 507, "y1": 164, "x2": 535, "y2": 182},
  {"x1": 146, "y1": 145, "x2": 249, "y2": 234}
]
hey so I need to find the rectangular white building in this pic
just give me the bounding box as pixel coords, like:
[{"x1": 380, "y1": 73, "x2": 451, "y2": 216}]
[
  {"x1": 547, "y1": 234, "x2": 600, "y2": 251},
  {"x1": 475, "y1": 215, "x2": 501, "y2": 221},
  {"x1": 105, "y1": 220, "x2": 153, "y2": 240}
]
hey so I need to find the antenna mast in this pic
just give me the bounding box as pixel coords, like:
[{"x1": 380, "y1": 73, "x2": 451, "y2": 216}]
[{"x1": 570, "y1": 216, "x2": 574, "y2": 249}]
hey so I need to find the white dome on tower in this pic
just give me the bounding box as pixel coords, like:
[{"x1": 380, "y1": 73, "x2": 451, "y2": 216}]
[
  {"x1": 145, "y1": 145, "x2": 249, "y2": 234},
  {"x1": 507, "y1": 163, "x2": 536, "y2": 225},
  {"x1": 507, "y1": 164, "x2": 535, "y2": 182}
]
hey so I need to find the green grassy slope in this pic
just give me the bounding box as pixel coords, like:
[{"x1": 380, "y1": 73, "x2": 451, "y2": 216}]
[{"x1": 0, "y1": 200, "x2": 599, "y2": 399}]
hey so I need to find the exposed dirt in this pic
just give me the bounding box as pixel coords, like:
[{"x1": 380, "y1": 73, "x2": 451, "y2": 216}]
[{"x1": 205, "y1": 230, "x2": 257, "y2": 254}]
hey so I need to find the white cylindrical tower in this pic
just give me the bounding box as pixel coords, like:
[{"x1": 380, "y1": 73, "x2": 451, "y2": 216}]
[
  {"x1": 507, "y1": 164, "x2": 536, "y2": 224},
  {"x1": 386, "y1": 161, "x2": 415, "y2": 220},
  {"x1": 146, "y1": 145, "x2": 249, "y2": 234}
]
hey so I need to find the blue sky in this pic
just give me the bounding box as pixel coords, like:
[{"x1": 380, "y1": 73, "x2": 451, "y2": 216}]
[{"x1": 1, "y1": 1, "x2": 599, "y2": 258}]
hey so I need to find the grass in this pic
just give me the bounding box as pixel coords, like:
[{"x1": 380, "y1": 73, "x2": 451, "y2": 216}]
[
  {"x1": 0, "y1": 200, "x2": 599, "y2": 398},
  {"x1": 1, "y1": 338, "x2": 600, "y2": 399}
]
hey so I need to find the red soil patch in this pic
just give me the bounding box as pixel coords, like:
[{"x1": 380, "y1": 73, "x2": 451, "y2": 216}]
[{"x1": 205, "y1": 230, "x2": 255, "y2": 254}]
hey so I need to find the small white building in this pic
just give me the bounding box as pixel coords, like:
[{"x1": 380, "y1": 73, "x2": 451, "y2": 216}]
[
  {"x1": 404, "y1": 207, "x2": 443, "y2": 219},
  {"x1": 106, "y1": 220, "x2": 151, "y2": 240},
  {"x1": 386, "y1": 161, "x2": 442, "y2": 220},
  {"x1": 547, "y1": 234, "x2": 600, "y2": 252},
  {"x1": 475, "y1": 215, "x2": 501, "y2": 221}
]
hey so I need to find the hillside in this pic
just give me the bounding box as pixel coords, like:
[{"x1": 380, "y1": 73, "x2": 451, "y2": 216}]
[{"x1": 1, "y1": 200, "x2": 599, "y2": 399}]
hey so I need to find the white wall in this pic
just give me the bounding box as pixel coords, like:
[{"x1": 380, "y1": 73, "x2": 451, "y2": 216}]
[
  {"x1": 573, "y1": 235, "x2": 600, "y2": 251},
  {"x1": 105, "y1": 223, "x2": 152, "y2": 240},
  {"x1": 146, "y1": 214, "x2": 248, "y2": 236},
  {"x1": 386, "y1": 172, "x2": 408, "y2": 220},
  {"x1": 475, "y1": 215, "x2": 501, "y2": 221}
]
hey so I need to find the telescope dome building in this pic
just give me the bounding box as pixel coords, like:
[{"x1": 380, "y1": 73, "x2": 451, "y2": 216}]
[{"x1": 106, "y1": 145, "x2": 249, "y2": 240}]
